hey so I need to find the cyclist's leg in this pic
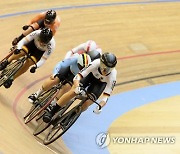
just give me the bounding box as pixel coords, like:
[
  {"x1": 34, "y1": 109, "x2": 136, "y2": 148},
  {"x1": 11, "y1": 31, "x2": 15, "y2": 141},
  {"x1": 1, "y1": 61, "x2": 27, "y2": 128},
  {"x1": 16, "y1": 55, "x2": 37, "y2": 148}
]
[
  {"x1": 54, "y1": 72, "x2": 92, "y2": 110},
  {"x1": 14, "y1": 56, "x2": 36, "y2": 79},
  {"x1": 55, "y1": 73, "x2": 77, "y2": 107},
  {"x1": 22, "y1": 41, "x2": 44, "y2": 79},
  {"x1": 7, "y1": 50, "x2": 25, "y2": 63},
  {"x1": 43, "y1": 69, "x2": 74, "y2": 122},
  {"x1": 41, "y1": 75, "x2": 60, "y2": 91},
  {"x1": 28, "y1": 75, "x2": 60, "y2": 102},
  {"x1": 45, "y1": 83, "x2": 71, "y2": 113},
  {"x1": 29, "y1": 61, "x2": 66, "y2": 102},
  {"x1": 56, "y1": 83, "x2": 71, "y2": 100},
  {"x1": 0, "y1": 48, "x2": 26, "y2": 71},
  {"x1": 3, "y1": 49, "x2": 33, "y2": 88},
  {"x1": 54, "y1": 85, "x2": 76, "y2": 107},
  {"x1": 31, "y1": 62, "x2": 69, "y2": 98},
  {"x1": 50, "y1": 65, "x2": 75, "y2": 107},
  {"x1": 43, "y1": 85, "x2": 75, "y2": 123}
]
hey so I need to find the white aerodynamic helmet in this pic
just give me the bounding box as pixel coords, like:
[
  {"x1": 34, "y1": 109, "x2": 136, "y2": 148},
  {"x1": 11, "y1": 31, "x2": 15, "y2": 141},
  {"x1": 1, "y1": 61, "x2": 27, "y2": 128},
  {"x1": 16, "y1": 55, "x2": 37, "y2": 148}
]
[
  {"x1": 77, "y1": 53, "x2": 91, "y2": 69},
  {"x1": 84, "y1": 40, "x2": 97, "y2": 52}
]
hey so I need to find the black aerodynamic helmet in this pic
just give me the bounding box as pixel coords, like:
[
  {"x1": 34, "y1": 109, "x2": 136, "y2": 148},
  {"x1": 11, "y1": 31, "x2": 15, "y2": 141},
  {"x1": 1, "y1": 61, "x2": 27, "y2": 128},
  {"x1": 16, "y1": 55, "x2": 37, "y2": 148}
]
[
  {"x1": 99, "y1": 52, "x2": 117, "y2": 75},
  {"x1": 101, "y1": 52, "x2": 117, "y2": 68},
  {"x1": 39, "y1": 28, "x2": 53, "y2": 44},
  {"x1": 44, "y1": 10, "x2": 56, "y2": 24}
]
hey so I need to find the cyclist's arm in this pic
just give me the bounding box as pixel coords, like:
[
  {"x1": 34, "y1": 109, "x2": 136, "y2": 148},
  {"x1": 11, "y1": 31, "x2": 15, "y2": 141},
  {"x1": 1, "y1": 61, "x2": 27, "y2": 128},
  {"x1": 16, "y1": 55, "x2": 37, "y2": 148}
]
[
  {"x1": 36, "y1": 51, "x2": 54, "y2": 68},
  {"x1": 64, "y1": 43, "x2": 85, "y2": 59},
  {"x1": 17, "y1": 30, "x2": 39, "y2": 49},
  {"x1": 73, "y1": 60, "x2": 98, "y2": 89},
  {"x1": 96, "y1": 47, "x2": 103, "y2": 55},
  {"x1": 36, "y1": 39, "x2": 55, "y2": 68},
  {"x1": 28, "y1": 12, "x2": 45, "y2": 25},
  {"x1": 99, "y1": 70, "x2": 117, "y2": 106},
  {"x1": 95, "y1": 83, "x2": 115, "y2": 110},
  {"x1": 97, "y1": 93, "x2": 110, "y2": 109},
  {"x1": 36, "y1": 57, "x2": 46, "y2": 68}
]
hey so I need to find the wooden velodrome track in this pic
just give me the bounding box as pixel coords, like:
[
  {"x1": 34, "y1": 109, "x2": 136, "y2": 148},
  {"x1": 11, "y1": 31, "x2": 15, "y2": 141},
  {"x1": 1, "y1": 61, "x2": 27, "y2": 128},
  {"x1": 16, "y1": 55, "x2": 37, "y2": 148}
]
[{"x1": 0, "y1": 0, "x2": 180, "y2": 153}]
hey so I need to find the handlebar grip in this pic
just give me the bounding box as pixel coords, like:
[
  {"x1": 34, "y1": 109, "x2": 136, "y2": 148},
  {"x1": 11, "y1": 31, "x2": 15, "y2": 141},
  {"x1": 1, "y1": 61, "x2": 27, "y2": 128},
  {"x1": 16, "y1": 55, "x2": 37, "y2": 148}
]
[
  {"x1": 79, "y1": 86, "x2": 101, "y2": 110},
  {"x1": 97, "y1": 103, "x2": 102, "y2": 110}
]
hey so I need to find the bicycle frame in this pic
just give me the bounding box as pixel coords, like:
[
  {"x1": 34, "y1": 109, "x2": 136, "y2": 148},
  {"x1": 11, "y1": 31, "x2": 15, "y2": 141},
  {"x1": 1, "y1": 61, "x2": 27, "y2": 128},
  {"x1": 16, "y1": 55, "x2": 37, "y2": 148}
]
[
  {"x1": 43, "y1": 87, "x2": 102, "y2": 145},
  {"x1": 24, "y1": 80, "x2": 67, "y2": 124},
  {"x1": 18, "y1": 48, "x2": 37, "y2": 66},
  {"x1": 0, "y1": 50, "x2": 14, "y2": 63},
  {"x1": 0, "y1": 48, "x2": 37, "y2": 87}
]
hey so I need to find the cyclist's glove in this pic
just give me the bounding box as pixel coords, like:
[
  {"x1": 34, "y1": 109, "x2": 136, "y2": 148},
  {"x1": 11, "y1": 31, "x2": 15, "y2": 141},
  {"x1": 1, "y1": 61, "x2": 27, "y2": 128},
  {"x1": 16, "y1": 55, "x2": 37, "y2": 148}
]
[
  {"x1": 74, "y1": 86, "x2": 86, "y2": 96},
  {"x1": 93, "y1": 106, "x2": 102, "y2": 114},
  {"x1": 14, "y1": 49, "x2": 21, "y2": 55},
  {"x1": 22, "y1": 25, "x2": 29, "y2": 30},
  {"x1": 30, "y1": 66, "x2": 36, "y2": 73}
]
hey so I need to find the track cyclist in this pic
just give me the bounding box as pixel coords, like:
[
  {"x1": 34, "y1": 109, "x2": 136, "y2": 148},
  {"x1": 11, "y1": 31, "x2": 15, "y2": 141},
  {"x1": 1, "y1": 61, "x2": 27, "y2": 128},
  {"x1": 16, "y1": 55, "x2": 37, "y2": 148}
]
[{"x1": 0, "y1": 28, "x2": 55, "y2": 88}]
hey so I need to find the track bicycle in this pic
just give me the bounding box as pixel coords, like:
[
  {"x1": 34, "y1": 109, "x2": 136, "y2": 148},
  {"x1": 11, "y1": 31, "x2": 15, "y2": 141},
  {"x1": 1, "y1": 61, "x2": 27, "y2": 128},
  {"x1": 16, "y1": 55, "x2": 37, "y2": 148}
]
[
  {"x1": 0, "y1": 48, "x2": 37, "y2": 87},
  {"x1": 23, "y1": 79, "x2": 69, "y2": 124},
  {"x1": 33, "y1": 94, "x2": 76, "y2": 136},
  {"x1": 42, "y1": 86, "x2": 101, "y2": 145}
]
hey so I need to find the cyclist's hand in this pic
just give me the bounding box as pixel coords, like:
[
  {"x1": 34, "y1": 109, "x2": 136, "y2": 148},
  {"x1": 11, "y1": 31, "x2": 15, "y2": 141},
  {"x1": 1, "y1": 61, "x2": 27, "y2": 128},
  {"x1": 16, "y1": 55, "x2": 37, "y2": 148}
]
[
  {"x1": 74, "y1": 86, "x2": 85, "y2": 96},
  {"x1": 30, "y1": 66, "x2": 36, "y2": 73},
  {"x1": 14, "y1": 49, "x2": 21, "y2": 55},
  {"x1": 22, "y1": 25, "x2": 29, "y2": 30},
  {"x1": 93, "y1": 106, "x2": 102, "y2": 114},
  {"x1": 10, "y1": 46, "x2": 16, "y2": 52}
]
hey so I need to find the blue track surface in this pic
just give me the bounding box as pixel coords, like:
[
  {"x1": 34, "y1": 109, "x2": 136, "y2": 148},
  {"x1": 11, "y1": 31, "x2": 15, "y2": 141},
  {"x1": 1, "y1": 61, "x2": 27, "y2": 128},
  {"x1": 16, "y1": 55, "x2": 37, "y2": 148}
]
[{"x1": 62, "y1": 81, "x2": 180, "y2": 154}]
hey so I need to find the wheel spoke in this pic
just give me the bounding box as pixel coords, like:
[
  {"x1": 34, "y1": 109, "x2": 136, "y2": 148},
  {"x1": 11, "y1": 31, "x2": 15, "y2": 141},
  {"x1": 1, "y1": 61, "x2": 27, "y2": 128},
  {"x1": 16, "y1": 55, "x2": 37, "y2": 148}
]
[
  {"x1": 43, "y1": 106, "x2": 81, "y2": 145},
  {"x1": 24, "y1": 87, "x2": 58, "y2": 124},
  {"x1": 48, "y1": 126, "x2": 62, "y2": 141}
]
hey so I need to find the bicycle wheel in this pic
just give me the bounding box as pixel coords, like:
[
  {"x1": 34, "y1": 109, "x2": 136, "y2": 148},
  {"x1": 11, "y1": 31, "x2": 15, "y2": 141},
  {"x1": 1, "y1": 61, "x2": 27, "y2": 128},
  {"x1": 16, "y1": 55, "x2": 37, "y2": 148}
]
[
  {"x1": 33, "y1": 98, "x2": 74, "y2": 136},
  {"x1": 33, "y1": 112, "x2": 52, "y2": 136},
  {"x1": 43, "y1": 105, "x2": 82, "y2": 145},
  {"x1": 24, "y1": 86, "x2": 59, "y2": 124},
  {"x1": 0, "y1": 60, "x2": 22, "y2": 86},
  {"x1": 33, "y1": 109, "x2": 62, "y2": 136},
  {"x1": 35, "y1": 109, "x2": 46, "y2": 122}
]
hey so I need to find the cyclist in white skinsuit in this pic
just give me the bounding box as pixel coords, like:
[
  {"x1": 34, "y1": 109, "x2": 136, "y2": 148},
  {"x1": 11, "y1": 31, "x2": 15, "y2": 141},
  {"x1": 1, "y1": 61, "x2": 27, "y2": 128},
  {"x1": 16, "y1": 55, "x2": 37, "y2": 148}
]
[
  {"x1": 28, "y1": 40, "x2": 102, "y2": 102},
  {"x1": 43, "y1": 52, "x2": 117, "y2": 123},
  {"x1": 0, "y1": 28, "x2": 55, "y2": 88}
]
